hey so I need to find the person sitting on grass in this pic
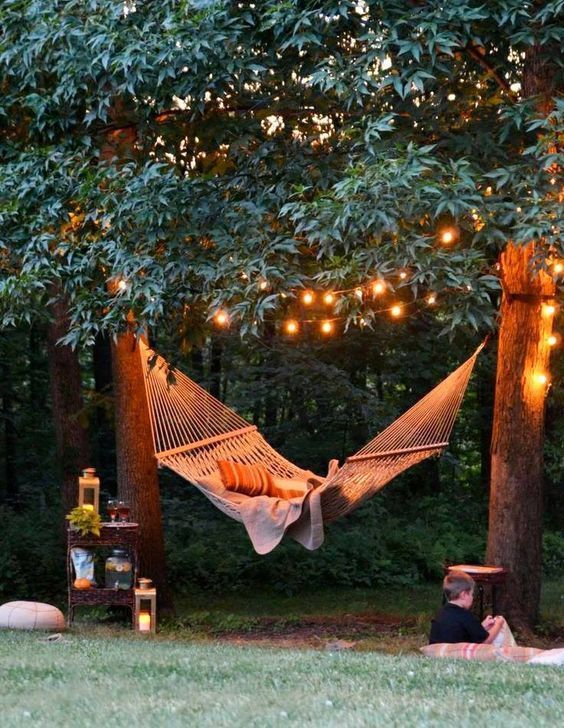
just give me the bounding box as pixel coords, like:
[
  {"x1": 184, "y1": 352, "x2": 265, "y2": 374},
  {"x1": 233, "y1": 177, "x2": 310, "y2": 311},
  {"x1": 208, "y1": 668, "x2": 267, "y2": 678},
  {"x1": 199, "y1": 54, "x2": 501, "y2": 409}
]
[{"x1": 429, "y1": 570, "x2": 512, "y2": 645}]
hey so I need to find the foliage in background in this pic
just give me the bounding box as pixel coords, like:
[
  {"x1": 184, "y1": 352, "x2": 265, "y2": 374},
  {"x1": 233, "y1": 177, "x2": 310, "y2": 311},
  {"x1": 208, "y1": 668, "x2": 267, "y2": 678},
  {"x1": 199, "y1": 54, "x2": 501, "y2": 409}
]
[
  {"x1": 0, "y1": 311, "x2": 562, "y2": 603},
  {"x1": 1, "y1": 1, "x2": 562, "y2": 343}
]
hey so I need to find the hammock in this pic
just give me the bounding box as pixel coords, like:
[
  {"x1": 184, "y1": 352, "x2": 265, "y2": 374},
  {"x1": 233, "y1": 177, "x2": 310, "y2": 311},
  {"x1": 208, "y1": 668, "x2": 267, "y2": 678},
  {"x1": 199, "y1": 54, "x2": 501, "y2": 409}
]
[{"x1": 140, "y1": 341, "x2": 483, "y2": 553}]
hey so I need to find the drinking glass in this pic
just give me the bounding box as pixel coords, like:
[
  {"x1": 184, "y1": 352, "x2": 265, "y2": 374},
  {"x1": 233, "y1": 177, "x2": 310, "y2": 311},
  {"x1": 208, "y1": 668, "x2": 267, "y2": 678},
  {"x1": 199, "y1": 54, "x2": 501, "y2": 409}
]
[
  {"x1": 107, "y1": 499, "x2": 118, "y2": 523},
  {"x1": 117, "y1": 501, "x2": 130, "y2": 523}
]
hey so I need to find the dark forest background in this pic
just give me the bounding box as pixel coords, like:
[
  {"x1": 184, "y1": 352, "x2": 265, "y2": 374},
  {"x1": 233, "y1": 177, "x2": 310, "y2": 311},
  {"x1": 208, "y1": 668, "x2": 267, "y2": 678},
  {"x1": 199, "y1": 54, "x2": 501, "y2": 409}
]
[{"x1": 1, "y1": 316, "x2": 562, "y2": 604}]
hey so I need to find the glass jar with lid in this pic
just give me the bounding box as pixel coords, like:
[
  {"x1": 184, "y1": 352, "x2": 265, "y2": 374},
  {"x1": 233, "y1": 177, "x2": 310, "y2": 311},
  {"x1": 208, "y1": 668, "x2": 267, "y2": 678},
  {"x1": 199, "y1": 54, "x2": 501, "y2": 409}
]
[{"x1": 105, "y1": 548, "x2": 133, "y2": 590}]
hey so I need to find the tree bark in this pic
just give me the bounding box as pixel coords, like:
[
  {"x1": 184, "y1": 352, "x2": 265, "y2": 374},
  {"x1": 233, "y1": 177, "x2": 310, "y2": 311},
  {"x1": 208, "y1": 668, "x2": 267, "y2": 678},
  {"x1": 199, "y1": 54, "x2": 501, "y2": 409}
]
[
  {"x1": 93, "y1": 332, "x2": 116, "y2": 487},
  {"x1": 47, "y1": 293, "x2": 90, "y2": 515},
  {"x1": 102, "y1": 113, "x2": 173, "y2": 612},
  {"x1": 487, "y1": 244, "x2": 555, "y2": 628},
  {"x1": 486, "y1": 40, "x2": 559, "y2": 630},
  {"x1": 111, "y1": 328, "x2": 173, "y2": 610}
]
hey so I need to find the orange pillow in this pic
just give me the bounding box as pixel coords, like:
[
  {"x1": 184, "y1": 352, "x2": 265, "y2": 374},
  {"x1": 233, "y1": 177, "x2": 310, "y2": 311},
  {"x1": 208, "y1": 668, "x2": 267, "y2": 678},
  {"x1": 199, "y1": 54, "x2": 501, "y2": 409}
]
[
  {"x1": 217, "y1": 461, "x2": 274, "y2": 497},
  {"x1": 217, "y1": 461, "x2": 303, "y2": 499}
]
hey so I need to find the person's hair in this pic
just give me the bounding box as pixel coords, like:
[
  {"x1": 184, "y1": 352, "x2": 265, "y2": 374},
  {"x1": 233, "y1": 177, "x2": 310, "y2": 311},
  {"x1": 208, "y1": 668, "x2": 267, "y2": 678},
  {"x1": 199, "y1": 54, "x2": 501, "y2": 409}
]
[{"x1": 443, "y1": 570, "x2": 475, "y2": 601}]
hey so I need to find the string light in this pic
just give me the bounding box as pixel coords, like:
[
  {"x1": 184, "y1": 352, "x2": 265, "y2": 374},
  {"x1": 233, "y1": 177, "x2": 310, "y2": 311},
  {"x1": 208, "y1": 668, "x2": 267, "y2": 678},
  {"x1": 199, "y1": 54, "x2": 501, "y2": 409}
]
[
  {"x1": 553, "y1": 261, "x2": 563, "y2": 275},
  {"x1": 439, "y1": 227, "x2": 457, "y2": 245},
  {"x1": 214, "y1": 310, "x2": 229, "y2": 327},
  {"x1": 117, "y1": 279, "x2": 128, "y2": 291},
  {"x1": 533, "y1": 372, "x2": 549, "y2": 386},
  {"x1": 205, "y1": 272, "x2": 492, "y2": 334},
  {"x1": 542, "y1": 303, "x2": 556, "y2": 318},
  {"x1": 547, "y1": 334, "x2": 558, "y2": 347}
]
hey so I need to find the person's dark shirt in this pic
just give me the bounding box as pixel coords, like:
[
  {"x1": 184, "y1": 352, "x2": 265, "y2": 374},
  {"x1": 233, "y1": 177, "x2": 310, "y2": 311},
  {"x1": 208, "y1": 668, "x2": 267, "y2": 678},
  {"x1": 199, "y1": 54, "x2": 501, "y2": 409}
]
[{"x1": 429, "y1": 602, "x2": 489, "y2": 644}]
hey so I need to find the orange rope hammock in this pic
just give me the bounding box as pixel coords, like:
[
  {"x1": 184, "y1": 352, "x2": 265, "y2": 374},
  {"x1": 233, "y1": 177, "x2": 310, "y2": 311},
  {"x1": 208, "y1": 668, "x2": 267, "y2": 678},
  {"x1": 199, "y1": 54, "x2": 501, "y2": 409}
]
[{"x1": 139, "y1": 341, "x2": 483, "y2": 548}]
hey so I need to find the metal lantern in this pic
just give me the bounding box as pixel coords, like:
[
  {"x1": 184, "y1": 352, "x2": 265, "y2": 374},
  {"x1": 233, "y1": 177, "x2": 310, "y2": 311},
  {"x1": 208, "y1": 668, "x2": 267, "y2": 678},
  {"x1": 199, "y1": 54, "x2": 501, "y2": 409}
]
[{"x1": 78, "y1": 467, "x2": 100, "y2": 513}]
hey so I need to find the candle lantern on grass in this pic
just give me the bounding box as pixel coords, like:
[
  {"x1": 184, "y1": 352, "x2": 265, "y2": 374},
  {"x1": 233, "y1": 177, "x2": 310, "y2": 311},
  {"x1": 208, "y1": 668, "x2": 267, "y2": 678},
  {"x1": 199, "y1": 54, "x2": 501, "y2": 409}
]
[
  {"x1": 78, "y1": 468, "x2": 100, "y2": 514},
  {"x1": 135, "y1": 585, "x2": 157, "y2": 634}
]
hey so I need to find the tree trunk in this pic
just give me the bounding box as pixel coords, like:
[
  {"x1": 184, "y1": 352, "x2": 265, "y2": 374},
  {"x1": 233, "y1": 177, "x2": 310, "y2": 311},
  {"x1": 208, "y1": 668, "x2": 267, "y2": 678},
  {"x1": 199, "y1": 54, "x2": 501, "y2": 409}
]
[
  {"x1": 93, "y1": 332, "x2": 116, "y2": 487},
  {"x1": 487, "y1": 243, "x2": 555, "y2": 628},
  {"x1": 47, "y1": 293, "x2": 90, "y2": 515},
  {"x1": 111, "y1": 329, "x2": 173, "y2": 611},
  {"x1": 486, "y1": 40, "x2": 558, "y2": 630},
  {"x1": 102, "y1": 113, "x2": 173, "y2": 611}
]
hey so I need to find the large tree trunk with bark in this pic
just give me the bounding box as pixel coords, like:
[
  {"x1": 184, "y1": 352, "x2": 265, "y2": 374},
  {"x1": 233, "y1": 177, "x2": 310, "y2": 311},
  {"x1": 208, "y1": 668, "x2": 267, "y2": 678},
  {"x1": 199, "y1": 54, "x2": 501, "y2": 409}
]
[
  {"x1": 47, "y1": 294, "x2": 90, "y2": 515},
  {"x1": 102, "y1": 117, "x2": 173, "y2": 611},
  {"x1": 486, "y1": 41, "x2": 558, "y2": 630},
  {"x1": 487, "y1": 244, "x2": 555, "y2": 628},
  {"x1": 111, "y1": 328, "x2": 172, "y2": 610}
]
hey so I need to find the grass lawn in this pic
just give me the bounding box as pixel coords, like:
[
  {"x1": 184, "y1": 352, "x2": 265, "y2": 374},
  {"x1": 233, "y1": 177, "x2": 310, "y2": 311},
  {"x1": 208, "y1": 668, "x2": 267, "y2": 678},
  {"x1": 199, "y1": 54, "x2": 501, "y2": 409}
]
[
  {"x1": 0, "y1": 630, "x2": 563, "y2": 727},
  {"x1": 1, "y1": 582, "x2": 562, "y2": 726}
]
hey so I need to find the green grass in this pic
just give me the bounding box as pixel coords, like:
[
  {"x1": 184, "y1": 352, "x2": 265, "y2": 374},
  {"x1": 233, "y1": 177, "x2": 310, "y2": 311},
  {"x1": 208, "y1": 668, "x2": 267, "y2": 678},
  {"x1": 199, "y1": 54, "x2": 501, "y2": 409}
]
[
  {"x1": 0, "y1": 630, "x2": 563, "y2": 727},
  {"x1": 1, "y1": 582, "x2": 561, "y2": 726}
]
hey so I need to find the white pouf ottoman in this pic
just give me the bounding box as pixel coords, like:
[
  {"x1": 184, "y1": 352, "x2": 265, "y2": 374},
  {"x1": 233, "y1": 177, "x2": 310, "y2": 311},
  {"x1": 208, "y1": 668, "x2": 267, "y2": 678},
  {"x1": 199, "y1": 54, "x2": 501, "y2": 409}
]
[{"x1": 0, "y1": 601, "x2": 65, "y2": 631}]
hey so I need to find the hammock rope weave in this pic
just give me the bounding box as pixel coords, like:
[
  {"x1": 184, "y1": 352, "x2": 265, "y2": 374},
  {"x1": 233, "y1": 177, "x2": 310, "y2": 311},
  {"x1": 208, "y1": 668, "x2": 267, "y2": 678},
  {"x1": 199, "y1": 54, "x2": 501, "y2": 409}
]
[{"x1": 140, "y1": 341, "x2": 483, "y2": 524}]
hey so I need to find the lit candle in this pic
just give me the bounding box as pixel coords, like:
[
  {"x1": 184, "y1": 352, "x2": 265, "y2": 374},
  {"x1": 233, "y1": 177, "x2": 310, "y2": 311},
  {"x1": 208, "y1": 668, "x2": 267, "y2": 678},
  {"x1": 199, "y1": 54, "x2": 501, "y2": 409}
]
[{"x1": 138, "y1": 612, "x2": 151, "y2": 633}]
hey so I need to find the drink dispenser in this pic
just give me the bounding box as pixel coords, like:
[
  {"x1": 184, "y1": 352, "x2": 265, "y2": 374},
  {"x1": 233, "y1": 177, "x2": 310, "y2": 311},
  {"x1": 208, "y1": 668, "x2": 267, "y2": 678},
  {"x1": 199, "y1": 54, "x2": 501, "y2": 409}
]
[{"x1": 105, "y1": 549, "x2": 133, "y2": 590}]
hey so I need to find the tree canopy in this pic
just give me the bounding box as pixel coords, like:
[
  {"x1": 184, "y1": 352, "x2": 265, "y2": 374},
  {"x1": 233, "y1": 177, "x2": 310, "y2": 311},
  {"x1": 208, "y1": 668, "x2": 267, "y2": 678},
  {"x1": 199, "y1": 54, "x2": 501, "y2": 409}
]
[{"x1": 1, "y1": 0, "x2": 562, "y2": 345}]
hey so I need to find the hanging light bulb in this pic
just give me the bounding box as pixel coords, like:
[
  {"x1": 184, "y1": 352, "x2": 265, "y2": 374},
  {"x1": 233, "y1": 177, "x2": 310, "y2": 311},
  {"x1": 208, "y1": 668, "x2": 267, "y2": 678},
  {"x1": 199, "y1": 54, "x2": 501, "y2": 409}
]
[
  {"x1": 323, "y1": 292, "x2": 335, "y2": 305},
  {"x1": 438, "y1": 226, "x2": 458, "y2": 245},
  {"x1": 390, "y1": 304, "x2": 402, "y2": 318},
  {"x1": 542, "y1": 303, "x2": 556, "y2": 318},
  {"x1": 302, "y1": 291, "x2": 314, "y2": 305},
  {"x1": 214, "y1": 310, "x2": 229, "y2": 327},
  {"x1": 371, "y1": 280, "x2": 386, "y2": 296},
  {"x1": 321, "y1": 320, "x2": 334, "y2": 334},
  {"x1": 285, "y1": 320, "x2": 299, "y2": 335}
]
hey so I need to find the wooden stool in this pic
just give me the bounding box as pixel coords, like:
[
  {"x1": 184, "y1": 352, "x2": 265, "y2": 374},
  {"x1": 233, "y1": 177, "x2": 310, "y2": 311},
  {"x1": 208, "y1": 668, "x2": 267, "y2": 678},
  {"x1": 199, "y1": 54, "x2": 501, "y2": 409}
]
[{"x1": 444, "y1": 564, "x2": 508, "y2": 619}]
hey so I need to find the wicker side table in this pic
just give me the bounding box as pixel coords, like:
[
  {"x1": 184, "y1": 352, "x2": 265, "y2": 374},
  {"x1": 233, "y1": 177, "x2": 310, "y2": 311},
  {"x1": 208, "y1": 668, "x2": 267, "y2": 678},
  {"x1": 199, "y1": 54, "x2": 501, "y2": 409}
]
[{"x1": 67, "y1": 523, "x2": 139, "y2": 628}]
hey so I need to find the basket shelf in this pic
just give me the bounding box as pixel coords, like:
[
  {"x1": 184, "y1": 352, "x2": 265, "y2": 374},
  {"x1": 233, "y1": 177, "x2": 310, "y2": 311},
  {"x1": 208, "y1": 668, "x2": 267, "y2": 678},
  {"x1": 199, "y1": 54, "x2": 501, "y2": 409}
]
[{"x1": 67, "y1": 524, "x2": 139, "y2": 627}]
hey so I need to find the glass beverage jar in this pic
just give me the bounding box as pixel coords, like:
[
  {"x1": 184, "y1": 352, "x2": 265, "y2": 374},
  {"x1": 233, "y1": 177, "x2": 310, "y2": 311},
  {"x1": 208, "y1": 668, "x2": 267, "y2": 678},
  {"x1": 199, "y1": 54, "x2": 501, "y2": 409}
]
[{"x1": 105, "y1": 548, "x2": 133, "y2": 590}]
